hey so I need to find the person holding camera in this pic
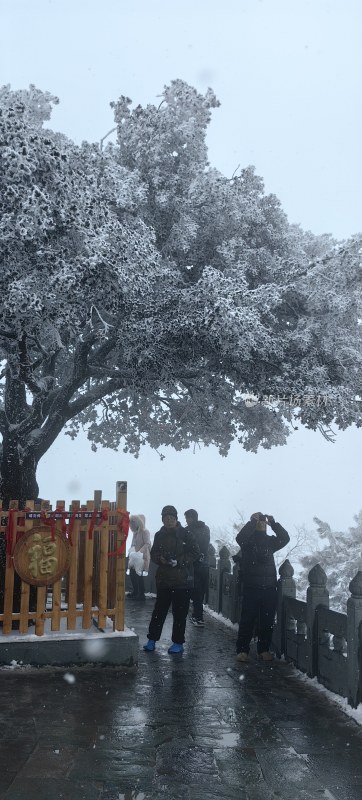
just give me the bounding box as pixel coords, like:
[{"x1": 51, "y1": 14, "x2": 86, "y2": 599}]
[
  {"x1": 143, "y1": 505, "x2": 200, "y2": 654},
  {"x1": 235, "y1": 511, "x2": 289, "y2": 662}
]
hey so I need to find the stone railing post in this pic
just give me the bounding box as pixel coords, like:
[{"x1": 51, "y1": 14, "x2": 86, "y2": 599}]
[
  {"x1": 208, "y1": 543, "x2": 217, "y2": 568},
  {"x1": 347, "y1": 570, "x2": 362, "y2": 708},
  {"x1": 218, "y1": 546, "x2": 231, "y2": 614},
  {"x1": 306, "y1": 564, "x2": 329, "y2": 677},
  {"x1": 205, "y1": 543, "x2": 216, "y2": 604},
  {"x1": 231, "y1": 562, "x2": 242, "y2": 624},
  {"x1": 274, "y1": 559, "x2": 296, "y2": 657}
]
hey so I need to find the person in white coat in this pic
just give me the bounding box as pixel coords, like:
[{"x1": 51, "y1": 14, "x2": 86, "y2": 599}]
[{"x1": 127, "y1": 515, "x2": 151, "y2": 601}]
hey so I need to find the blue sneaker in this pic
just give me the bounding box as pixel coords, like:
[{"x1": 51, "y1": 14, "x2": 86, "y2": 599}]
[
  {"x1": 168, "y1": 643, "x2": 184, "y2": 654},
  {"x1": 143, "y1": 639, "x2": 156, "y2": 652}
]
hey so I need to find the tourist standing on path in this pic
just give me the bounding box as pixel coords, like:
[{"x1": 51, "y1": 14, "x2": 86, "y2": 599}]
[
  {"x1": 143, "y1": 505, "x2": 200, "y2": 654},
  {"x1": 235, "y1": 512, "x2": 289, "y2": 662},
  {"x1": 126, "y1": 515, "x2": 151, "y2": 601},
  {"x1": 184, "y1": 509, "x2": 210, "y2": 626}
]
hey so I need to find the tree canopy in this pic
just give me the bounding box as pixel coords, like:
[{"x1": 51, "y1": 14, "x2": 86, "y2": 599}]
[{"x1": 0, "y1": 80, "x2": 361, "y2": 505}]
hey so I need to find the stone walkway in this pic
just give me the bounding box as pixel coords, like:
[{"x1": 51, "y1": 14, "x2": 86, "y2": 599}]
[{"x1": 0, "y1": 598, "x2": 362, "y2": 800}]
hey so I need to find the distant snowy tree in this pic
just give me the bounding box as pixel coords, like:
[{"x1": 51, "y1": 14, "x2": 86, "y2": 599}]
[
  {"x1": 211, "y1": 509, "x2": 246, "y2": 554},
  {"x1": 0, "y1": 80, "x2": 361, "y2": 505},
  {"x1": 297, "y1": 512, "x2": 362, "y2": 611},
  {"x1": 273, "y1": 523, "x2": 316, "y2": 572}
]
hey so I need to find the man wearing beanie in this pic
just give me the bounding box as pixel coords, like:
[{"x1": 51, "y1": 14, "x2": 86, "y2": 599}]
[{"x1": 143, "y1": 505, "x2": 200, "y2": 654}]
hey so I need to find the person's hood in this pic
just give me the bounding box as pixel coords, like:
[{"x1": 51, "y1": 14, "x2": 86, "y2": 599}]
[{"x1": 129, "y1": 514, "x2": 146, "y2": 533}]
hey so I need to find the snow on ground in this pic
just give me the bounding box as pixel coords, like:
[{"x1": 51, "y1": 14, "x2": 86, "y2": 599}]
[
  {"x1": 293, "y1": 670, "x2": 362, "y2": 727},
  {"x1": 0, "y1": 614, "x2": 136, "y2": 643},
  {"x1": 205, "y1": 606, "x2": 238, "y2": 631}
]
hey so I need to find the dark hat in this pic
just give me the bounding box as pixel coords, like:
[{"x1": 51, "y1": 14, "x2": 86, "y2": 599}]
[
  {"x1": 184, "y1": 508, "x2": 198, "y2": 520},
  {"x1": 161, "y1": 505, "x2": 178, "y2": 519}
]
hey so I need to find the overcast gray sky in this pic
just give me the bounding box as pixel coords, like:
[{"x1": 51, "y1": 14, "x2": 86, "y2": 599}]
[{"x1": 1, "y1": 0, "x2": 361, "y2": 543}]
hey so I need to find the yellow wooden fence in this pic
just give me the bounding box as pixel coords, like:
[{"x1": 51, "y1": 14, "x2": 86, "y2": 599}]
[{"x1": 0, "y1": 484, "x2": 128, "y2": 637}]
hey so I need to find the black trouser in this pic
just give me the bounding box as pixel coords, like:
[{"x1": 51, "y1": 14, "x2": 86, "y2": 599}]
[
  {"x1": 147, "y1": 585, "x2": 190, "y2": 644},
  {"x1": 190, "y1": 566, "x2": 208, "y2": 620},
  {"x1": 129, "y1": 567, "x2": 145, "y2": 598},
  {"x1": 236, "y1": 586, "x2": 277, "y2": 654}
]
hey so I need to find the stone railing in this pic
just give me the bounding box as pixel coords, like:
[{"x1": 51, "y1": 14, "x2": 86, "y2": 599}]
[
  {"x1": 273, "y1": 559, "x2": 362, "y2": 708},
  {"x1": 204, "y1": 546, "x2": 362, "y2": 709}
]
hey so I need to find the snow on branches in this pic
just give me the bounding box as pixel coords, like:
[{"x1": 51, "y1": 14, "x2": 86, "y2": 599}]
[{"x1": 0, "y1": 80, "x2": 361, "y2": 503}]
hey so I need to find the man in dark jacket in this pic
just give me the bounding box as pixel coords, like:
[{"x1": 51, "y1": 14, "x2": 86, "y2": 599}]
[
  {"x1": 184, "y1": 509, "x2": 210, "y2": 626},
  {"x1": 143, "y1": 505, "x2": 200, "y2": 654},
  {"x1": 235, "y1": 511, "x2": 289, "y2": 662}
]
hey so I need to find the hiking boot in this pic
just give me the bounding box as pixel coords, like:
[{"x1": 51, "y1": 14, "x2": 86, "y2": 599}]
[
  {"x1": 236, "y1": 652, "x2": 249, "y2": 662},
  {"x1": 168, "y1": 643, "x2": 184, "y2": 654},
  {"x1": 143, "y1": 639, "x2": 156, "y2": 652},
  {"x1": 258, "y1": 651, "x2": 274, "y2": 662},
  {"x1": 190, "y1": 617, "x2": 205, "y2": 627}
]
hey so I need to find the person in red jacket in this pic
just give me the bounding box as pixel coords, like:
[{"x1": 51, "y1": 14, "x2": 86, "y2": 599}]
[{"x1": 235, "y1": 511, "x2": 289, "y2": 662}]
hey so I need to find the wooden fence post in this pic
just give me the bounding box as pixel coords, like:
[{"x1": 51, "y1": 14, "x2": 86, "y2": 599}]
[
  {"x1": 67, "y1": 500, "x2": 80, "y2": 630},
  {"x1": 306, "y1": 564, "x2": 329, "y2": 678},
  {"x1": 347, "y1": 570, "x2": 362, "y2": 707},
  {"x1": 114, "y1": 482, "x2": 127, "y2": 631},
  {"x1": 92, "y1": 491, "x2": 102, "y2": 607}
]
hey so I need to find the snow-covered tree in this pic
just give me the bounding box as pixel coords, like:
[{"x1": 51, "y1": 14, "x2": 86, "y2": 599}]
[
  {"x1": 297, "y1": 512, "x2": 362, "y2": 611},
  {"x1": 0, "y1": 84, "x2": 160, "y2": 504},
  {"x1": 0, "y1": 80, "x2": 361, "y2": 506},
  {"x1": 211, "y1": 509, "x2": 246, "y2": 555}
]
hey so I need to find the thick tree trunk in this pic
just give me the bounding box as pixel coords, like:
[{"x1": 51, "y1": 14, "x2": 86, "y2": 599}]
[
  {"x1": 1, "y1": 363, "x2": 41, "y2": 509},
  {"x1": 0, "y1": 433, "x2": 39, "y2": 618},
  {"x1": 0, "y1": 434, "x2": 39, "y2": 510}
]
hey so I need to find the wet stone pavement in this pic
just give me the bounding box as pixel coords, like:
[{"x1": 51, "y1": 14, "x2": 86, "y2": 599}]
[{"x1": 0, "y1": 599, "x2": 362, "y2": 800}]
